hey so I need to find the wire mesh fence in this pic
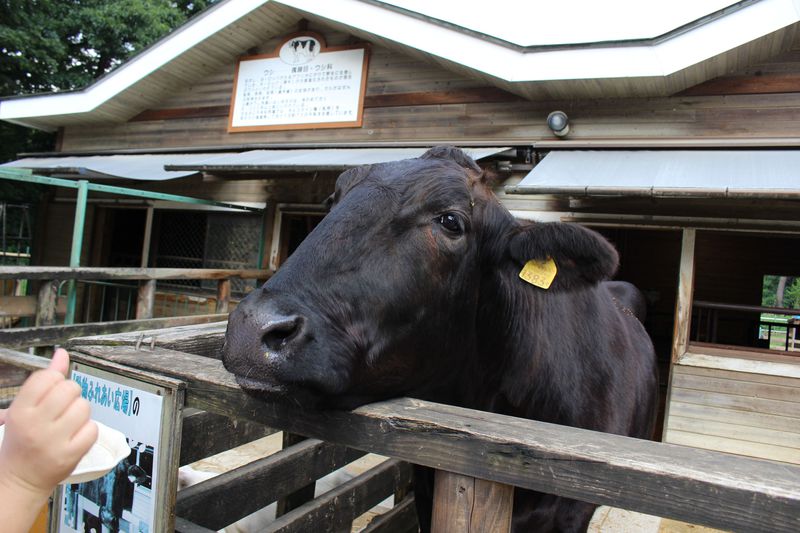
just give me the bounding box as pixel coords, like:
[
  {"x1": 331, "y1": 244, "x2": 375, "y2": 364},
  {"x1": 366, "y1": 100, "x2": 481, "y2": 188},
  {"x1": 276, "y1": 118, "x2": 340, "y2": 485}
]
[
  {"x1": 0, "y1": 202, "x2": 33, "y2": 267},
  {"x1": 152, "y1": 210, "x2": 261, "y2": 296}
]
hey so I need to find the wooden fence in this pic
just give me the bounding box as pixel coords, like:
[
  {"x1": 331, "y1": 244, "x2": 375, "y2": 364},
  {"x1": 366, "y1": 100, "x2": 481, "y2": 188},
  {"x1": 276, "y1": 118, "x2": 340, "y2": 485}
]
[
  {"x1": 3, "y1": 323, "x2": 799, "y2": 532},
  {"x1": 0, "y1": 267, "x2": 271, "y2": 348},
  {"x1": 39, "y1": 324, "x2": 800, "y2": 532}
]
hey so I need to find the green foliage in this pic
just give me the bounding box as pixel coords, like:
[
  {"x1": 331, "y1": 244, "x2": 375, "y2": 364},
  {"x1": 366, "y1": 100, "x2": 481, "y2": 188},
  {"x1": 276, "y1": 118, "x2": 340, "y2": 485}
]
[
  {"x1": 763, "y1": 275, "x2": 800, "y2": 309},
  {"x1": 762, "y1": 275, "x2": 779, "y2": 307},
  {"x1": 0, "y1": 0, "x2": 215, "y2": 163},
  {"x1": 785, "y1": 278, "x2": 800, "y2": 310}
]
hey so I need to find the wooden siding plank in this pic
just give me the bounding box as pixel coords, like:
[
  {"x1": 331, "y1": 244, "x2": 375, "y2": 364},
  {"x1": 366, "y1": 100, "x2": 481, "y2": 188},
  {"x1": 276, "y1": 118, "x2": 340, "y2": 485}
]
[
  {"x1": 664, "y1": 429, "x2": 799, "y2": 464},
  {"x1": 671, "y1": 372, "x2": 800, "y2": 403},
  {"x1": 674, "y1": 362, "x2": 800, "y2": 387},
  {"x1": 670, "y1": 387, "x2": 799, "y2": 418},
  {"x1": 669, "y1": 400, "x2": 800, "y2": 435},
  {"x1": 675, "y1": 357, "x2": 800, "y2": 385},
  {"x1": 667, "y1": 415, "x2": 800, "y2": 449}
]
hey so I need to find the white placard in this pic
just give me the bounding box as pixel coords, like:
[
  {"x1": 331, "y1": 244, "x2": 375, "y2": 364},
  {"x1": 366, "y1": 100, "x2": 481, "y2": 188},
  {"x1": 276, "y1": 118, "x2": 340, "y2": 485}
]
[
  {"x1": 56, "y1": 369, "x2": 166, "y2": 533},
  {"x1": 228, "y1": 33, "x2": 369, "y2": 131}
]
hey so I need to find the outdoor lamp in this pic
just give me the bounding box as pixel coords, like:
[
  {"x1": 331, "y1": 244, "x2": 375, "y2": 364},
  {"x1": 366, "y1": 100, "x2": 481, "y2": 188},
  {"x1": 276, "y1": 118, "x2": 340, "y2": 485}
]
[{"x1": 547, "y1": 110, "x2": 570, "y2": 137}]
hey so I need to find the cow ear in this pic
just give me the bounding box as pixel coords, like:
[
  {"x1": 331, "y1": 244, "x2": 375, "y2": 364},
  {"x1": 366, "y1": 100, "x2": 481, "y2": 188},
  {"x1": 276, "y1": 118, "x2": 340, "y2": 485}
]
[
  {"x1": 508, "y1": 222, "x2": 618, "y2": 289},
  {"x1": 332, "y1": 165, "x2": 372, "y2": 206},
  {"x1": 420, "y1": 146, "x2": 481, "y2": 173}
]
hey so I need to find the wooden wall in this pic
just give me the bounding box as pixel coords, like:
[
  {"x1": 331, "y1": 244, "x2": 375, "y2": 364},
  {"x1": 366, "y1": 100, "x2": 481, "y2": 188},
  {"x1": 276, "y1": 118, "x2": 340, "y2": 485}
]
[
  {"x1": 692, "y1": 231, "x2": 800, "y2": 346},
  {"x1": 58, "y1": 23, "x2": 800, "y2": 153},
  {"x1": 664, "y1": 357, "x2": 800, "y2": 465}
]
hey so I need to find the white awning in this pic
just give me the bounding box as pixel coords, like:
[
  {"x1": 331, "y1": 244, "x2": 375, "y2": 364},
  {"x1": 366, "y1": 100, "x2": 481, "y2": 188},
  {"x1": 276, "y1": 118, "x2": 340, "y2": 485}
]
[
  {"x1": 508, "y1": 150, "x2": 800, "y2": 199},
  {"x1": 0, "y1": 154, "x2": 215, "y2": 181},
  {"x1": 2, "y1": 147, "x2": 511, "y2": 181},
  {"x1": 164, "y1": 147, "x2": 512, "y2": 172}
]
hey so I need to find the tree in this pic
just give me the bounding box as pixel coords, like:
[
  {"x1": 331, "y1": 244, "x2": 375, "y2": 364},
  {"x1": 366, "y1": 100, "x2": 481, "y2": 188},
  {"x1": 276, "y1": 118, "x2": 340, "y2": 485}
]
[
  {"x1": 0, "y1": 0, "x2": 215, "y2": 165},
  {"x1": 785, "y1": 277, "x2": 800, "y2": 310}
]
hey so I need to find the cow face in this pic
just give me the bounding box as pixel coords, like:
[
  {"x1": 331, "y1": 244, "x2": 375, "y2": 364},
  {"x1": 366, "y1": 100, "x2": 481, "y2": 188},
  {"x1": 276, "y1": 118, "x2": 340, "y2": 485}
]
[
  {"x1": 222, "y1": 146, "x2": 619, "y2": 408},
  {"x1": 223, "y1": 147, "x2": 495, "y2": 407}
]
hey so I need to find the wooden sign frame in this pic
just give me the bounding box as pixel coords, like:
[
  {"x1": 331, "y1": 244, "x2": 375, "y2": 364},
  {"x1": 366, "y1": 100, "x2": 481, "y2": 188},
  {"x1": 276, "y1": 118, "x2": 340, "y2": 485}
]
[
  {"x1": 50, "y1": 355, "x2": 185, "y2": 533},
  {"x1": 228, "y1": 32, "x2": 370, "y2": 132}
]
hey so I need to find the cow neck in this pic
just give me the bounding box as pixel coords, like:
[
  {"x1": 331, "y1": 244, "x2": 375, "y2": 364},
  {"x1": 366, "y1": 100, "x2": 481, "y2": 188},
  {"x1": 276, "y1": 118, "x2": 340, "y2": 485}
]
[{"x1": 474, "y1": 266, "x2": 607, "y2": 421}]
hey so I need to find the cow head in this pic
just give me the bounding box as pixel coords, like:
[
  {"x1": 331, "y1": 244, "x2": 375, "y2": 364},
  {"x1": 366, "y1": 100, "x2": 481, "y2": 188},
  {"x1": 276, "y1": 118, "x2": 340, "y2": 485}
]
[{"x1": 222, "y1": 146, "x2": 618, "y2": 408}]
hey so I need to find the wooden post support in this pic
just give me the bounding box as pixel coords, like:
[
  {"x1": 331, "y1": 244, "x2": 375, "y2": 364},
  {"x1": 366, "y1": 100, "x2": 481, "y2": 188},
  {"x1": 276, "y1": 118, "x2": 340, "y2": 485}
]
[
  {"x1": 136, "y1": 279, "x2": 156, "y2": 319},
  {"x1": 215, "y1": 279, "x2": 231, "y2": 314},
  {"x1": 35, "y1": 280, "x2": 58, "y2": 327},
  {"x1": 431, "y1": 470, "x2": 513, "y2": 533},
  {"x1": 671, "y1": 228, "x2": 696, "y2": 363}
]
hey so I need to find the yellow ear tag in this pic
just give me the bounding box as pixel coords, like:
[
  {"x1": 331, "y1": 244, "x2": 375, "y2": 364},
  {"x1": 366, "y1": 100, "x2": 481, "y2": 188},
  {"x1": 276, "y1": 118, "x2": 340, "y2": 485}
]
[{"x1": 519, "y1": 258, "x2": 558, "y2": 289}]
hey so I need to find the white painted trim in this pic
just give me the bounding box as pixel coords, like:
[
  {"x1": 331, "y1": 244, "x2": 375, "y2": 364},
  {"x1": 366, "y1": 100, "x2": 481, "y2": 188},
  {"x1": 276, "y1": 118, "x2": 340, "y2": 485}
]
[
  {"x1": 2, "y1": 0, "x2": 799, "y2": 124},
  {"x1": 282, "y1": 0, "x2": 799, "y2": 81},
  {"x1": 0, "y1": 0, "x2": 271, "y2": 121}
]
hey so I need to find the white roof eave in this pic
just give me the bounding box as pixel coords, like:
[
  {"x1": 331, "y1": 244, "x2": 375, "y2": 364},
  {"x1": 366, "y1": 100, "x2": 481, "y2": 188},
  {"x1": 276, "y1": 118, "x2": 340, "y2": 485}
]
[
  {"x1": 2, "y1": 0, "x2": 800, "y2": 127},
  {"x1": 0, "y1": 0, "x2": 272, "y2": 123},
  {"x1": 286, "y1": 0, "x2": 800, "y2": 82}
]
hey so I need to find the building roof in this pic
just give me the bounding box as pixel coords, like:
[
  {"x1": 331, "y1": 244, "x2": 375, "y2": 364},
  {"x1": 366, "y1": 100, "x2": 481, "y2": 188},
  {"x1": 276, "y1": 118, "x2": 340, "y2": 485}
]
[
  {"x1": 508, "y1": 149, "x2": 800, "y2": 198},
  {"x1": 0, "y1": 147, "x2": 510, "y2": 180},
  {"x1": 2, "y1": 0, "x2": 800, "y2": 131}
]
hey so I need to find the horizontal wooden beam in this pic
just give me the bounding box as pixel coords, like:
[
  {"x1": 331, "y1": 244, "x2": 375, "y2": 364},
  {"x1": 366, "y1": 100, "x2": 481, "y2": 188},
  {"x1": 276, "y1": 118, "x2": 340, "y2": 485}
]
[
  {"x1": 0, "y1": 347, "x2": 50, "y2": 372},
  {"x1": 174, "y1": 517, "x2": 216, "y2": 533},
  {"x1": 363, "y1": 87, "x2": 523, "y2": 108},
  {"x1": 176, "y1": 438, "x2": 365, "y2": 530},
  {"x1": 180, "y1": 409, "x2": 278, "y2": 466},
  {"x1": 128, "y1": 88, "x2": 524, "y2": 123},
  {"x1": 677, "y1": 73, "x2": 800, "y2": 97},
  {"x1": 0, "y1": 267, "x2": 272, "y2": 281},
  {"x1": 67, "y1": 345, "x2": 800, "y2": 533},
  {"x1": 67, "y1": 321, "x2": 227, "y2": 359},
  {"x1": 0, "y1": 314, "x2": 227, "y2": 349},
  {"x1": 264, "y1": 459, "x2": 412, "y2": 533},
  {"x1": 361, "y1": 494, "x2": 418, "y2": 533},
  {"x1": 130, "y1": 105, "x2": 230, "y2": 122},
  {"x1": 0, "y1": 295, "x2": 66, "y2": 318}
]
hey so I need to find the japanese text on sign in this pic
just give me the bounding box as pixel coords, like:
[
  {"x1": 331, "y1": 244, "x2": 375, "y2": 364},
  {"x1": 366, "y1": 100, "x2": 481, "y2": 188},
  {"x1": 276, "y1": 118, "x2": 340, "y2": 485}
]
[
  {"x1": 73, "y1": 374, "x2": 138, "y2": 416},
  {"x1": 229, "y1": 34, "x2": 368, "y2": 131}
]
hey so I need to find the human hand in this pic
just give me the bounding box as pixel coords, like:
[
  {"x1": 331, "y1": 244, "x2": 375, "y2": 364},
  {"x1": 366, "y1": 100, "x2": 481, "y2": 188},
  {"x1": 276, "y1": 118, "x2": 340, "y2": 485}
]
[{"x1": 0, "y1": 349, "x2": 98, "y2": 498}]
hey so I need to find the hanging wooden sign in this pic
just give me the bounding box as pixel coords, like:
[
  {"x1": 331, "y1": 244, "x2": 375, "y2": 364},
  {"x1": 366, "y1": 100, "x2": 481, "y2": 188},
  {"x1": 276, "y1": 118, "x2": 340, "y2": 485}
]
[{"x1": 228, "y1": 32, "x2": 370, "y2": 132}]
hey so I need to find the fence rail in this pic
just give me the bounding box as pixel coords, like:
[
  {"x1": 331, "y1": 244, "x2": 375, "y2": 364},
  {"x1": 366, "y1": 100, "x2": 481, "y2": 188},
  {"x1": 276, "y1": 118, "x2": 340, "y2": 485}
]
[
  {"x1": 47, "y1": 322, "x2": 800, "y2": 533},
  {"x1": 0, "y1": 267, "x2": 271, "y2": 331}
]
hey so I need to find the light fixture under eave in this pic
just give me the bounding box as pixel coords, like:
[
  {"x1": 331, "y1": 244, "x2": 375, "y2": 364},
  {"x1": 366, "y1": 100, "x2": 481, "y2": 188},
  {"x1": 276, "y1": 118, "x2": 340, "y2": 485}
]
[{"x1": 547, "y1": 111, "x2": 570, "y2": 137}]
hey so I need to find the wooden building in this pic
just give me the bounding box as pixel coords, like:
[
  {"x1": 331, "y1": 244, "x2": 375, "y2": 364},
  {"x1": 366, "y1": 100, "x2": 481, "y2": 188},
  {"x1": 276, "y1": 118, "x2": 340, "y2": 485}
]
[{"x1": 2, "y1": 0, "x2": 799, "y2": 464}]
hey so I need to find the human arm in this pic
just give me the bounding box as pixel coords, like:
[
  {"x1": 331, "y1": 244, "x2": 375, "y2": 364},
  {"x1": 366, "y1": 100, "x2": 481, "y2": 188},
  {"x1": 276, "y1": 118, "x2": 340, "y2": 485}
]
[{"x1": 0, "y1": 349, "x2": 98, "y2": 533}]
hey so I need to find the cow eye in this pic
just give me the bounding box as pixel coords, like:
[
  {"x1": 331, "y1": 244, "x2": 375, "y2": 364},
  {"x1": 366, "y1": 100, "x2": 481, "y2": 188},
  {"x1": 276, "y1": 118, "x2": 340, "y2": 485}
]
[{"x1": 435, "y1": 213, "x2": 463, "y2": 234}]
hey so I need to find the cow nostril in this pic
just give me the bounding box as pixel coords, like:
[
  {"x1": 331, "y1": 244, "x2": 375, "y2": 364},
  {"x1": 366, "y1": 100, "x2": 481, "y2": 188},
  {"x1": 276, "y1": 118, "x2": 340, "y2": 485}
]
[{"x1": 261, "y1": 316, "x2": 303, "y2": 352}]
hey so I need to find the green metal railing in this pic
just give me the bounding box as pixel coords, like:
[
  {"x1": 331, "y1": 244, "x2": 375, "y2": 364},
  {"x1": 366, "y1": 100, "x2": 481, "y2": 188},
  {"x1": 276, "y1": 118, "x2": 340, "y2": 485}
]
[{"x1": 0, "y1": 167, "x2": 266, "y2": 324}]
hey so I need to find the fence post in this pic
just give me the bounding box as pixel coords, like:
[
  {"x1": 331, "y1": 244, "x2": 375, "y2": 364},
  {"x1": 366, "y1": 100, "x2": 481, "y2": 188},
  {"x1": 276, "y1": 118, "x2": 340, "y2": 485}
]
[
  {"x1": 35, "y1": 280, "x2": 58, "y2": 327},
  {"x1": 431, "y1": 470, "x2": 513, "y2": 533},
  {"x1": 215, "y1": 279, "x2": 231, "y2": 314},
  {"x1": 136, "y1": 279, "x2": 156, "y2": 319}
]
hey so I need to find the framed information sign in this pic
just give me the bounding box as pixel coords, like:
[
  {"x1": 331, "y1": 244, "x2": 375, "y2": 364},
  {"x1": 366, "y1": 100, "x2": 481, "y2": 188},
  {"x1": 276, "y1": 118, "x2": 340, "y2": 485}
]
[
  {"x1": 228, "y1": 32, "x2": 370, "y2": 132},
  {"x1": 51, "y1": 358, "x2": 184, "y2": 533}
]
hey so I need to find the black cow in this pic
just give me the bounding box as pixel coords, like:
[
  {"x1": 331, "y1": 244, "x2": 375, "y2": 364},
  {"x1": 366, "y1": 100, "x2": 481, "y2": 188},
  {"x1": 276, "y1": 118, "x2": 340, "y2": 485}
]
[{"x1": 223, "y1": 146, "x2": 658, "y2": 532}]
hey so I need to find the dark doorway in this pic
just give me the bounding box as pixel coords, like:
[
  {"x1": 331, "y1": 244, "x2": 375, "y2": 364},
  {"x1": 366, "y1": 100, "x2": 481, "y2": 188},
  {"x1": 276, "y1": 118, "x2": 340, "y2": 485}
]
[{"x1": 595, "y1": 227, "x2": 683, "y2": 439}]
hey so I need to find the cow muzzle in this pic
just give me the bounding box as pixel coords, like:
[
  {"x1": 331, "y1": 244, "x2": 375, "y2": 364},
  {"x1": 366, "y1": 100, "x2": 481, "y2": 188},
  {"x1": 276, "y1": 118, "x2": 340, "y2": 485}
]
[{"x1": 222, "y1": 290, "x2": 310, "y2": 392}]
